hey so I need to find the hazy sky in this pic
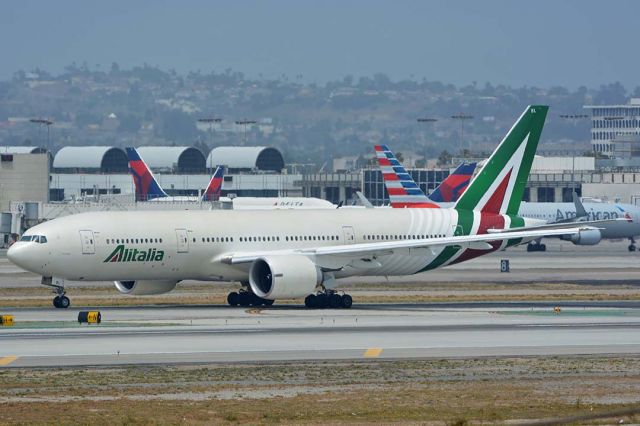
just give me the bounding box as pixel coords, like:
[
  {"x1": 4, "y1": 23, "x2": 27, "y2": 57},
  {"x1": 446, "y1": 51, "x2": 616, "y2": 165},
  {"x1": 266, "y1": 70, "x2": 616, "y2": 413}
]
[{"x1": 2, "y1": 0, "x2": 638, "y2": 89}]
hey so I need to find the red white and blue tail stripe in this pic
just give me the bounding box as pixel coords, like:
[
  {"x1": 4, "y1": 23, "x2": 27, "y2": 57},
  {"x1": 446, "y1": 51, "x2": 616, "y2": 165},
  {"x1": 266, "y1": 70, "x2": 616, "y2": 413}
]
[{"x1": 374, "y1": 145, "x2": 439, "y2": 208}]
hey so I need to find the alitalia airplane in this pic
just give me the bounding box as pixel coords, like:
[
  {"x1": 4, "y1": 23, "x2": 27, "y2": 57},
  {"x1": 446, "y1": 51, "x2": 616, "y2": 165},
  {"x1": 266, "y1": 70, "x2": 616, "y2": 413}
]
[
  {"x1": 375, "y1": 145, "x2": 640, "y2": 252},
  {"x1": 8, "y1": 106, "x2": 596, "y2": 309}
]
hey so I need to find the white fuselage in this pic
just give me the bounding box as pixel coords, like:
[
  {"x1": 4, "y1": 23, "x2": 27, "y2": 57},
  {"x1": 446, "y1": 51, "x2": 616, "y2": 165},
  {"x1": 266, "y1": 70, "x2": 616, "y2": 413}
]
[
  {"x1": 8, "y1": 208, "x2": 535, "y2": 283},
  {"x1": 518, "y1": 202, "x2": 640, "y2": 239}
]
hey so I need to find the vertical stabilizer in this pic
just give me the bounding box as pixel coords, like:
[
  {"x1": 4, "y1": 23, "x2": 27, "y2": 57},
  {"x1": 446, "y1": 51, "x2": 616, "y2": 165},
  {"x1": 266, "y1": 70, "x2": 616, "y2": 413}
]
[
  {"x1": 454, "y1": 106, "x2": 548, "y2": 215},
  {"x1": 201, "y1": 166, "x2": 224, "y2": 202},
  {"x1": 126, "y1": 147, "x2": 168, "y2": 201}
]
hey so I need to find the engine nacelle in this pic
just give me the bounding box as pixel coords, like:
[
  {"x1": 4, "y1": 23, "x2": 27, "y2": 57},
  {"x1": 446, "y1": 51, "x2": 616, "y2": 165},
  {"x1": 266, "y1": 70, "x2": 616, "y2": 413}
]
[
  {"x1": 249, "y1": 255, "x2": 321, "y2": 299},
  {"x1": 114, "y1": 280, "x2": 178, "y2": 295},
  {"x1": 561, "y1": 228, "x2": 602, "y2": 246}
]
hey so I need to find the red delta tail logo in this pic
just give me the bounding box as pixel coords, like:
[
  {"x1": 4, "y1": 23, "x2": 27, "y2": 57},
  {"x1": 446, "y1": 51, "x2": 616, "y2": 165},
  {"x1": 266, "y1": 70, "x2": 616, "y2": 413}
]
[
  {"x1": 374, "y1": 145, "x2": 439, "y2": 208},
  {"x1": 202, "y1": 166, "x2": 224, "y2": 201},
  {"x1": 429, "y1": 162, "x2": 476, "y2": 203},
  {"x1": 125, "y1": 147, "x2": 168, "y2": 201}
]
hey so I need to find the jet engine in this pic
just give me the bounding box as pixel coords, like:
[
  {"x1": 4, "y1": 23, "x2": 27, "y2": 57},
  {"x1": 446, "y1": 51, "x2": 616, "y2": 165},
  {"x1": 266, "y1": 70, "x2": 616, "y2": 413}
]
[
  {"x1": 561, "y1": 228, "x2": 601, "y2": 246},
  {"x1": 249, "y1": 255, "x2": 322, "y2": 299},
  {"x1": 114, "y1": 280, "x2": 178, "y2": 295}
]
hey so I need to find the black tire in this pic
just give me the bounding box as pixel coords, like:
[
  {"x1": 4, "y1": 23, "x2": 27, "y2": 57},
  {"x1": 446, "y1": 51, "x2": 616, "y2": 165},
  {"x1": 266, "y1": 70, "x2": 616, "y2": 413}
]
[
  {"x1": 540, "y1": 244, "x2": 546, "y2": 252},
  {"x1": 304, "y1": 294, "x2": 316, "y2": 309},
  {"x1": 238, "y1": 292, "x2": 251, "y2": 307},
  {"x1": 526, "y1": 244, "x2": 534, "y2": 252},
  {"x1": 227, "y1": 292, "x2": 239, "y2": 306},
  {"x1": 58, "y1": 296, "x2": 70, "y2": 309},
  {"x1": 329, "y1": 293, "x2": 342, "y2": 308},
  {"x1": 263, "y1": 299, "x2": 274, "y2": 306},
  {"x1": 341, "y1": 294, "x2": 353, "y2": 309},
  {"x1": 629, "y1": 245, "x2": 636, "y2": 252},
  {"x1": 250, "y1": 294, "x2": 263, "y2": 307},
  {"x1": 316, "y1": 294, "x2": 329, "y2": 309},
  {"x1": 52, "y1": 296, "x2": 61, "y2": 308}
]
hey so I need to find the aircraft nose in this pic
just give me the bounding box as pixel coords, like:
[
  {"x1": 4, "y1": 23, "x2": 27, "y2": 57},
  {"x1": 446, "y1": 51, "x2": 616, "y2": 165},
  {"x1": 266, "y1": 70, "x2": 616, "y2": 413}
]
[{"x1": 7, "y1": 243, "x2": 34, "y2": 272}]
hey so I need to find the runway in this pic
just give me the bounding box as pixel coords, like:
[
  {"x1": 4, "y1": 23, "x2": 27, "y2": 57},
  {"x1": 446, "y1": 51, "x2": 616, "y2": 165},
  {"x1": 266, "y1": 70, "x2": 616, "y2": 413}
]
[{"x1": 2, "y1": 302, "x2": 640, "y2": 368}]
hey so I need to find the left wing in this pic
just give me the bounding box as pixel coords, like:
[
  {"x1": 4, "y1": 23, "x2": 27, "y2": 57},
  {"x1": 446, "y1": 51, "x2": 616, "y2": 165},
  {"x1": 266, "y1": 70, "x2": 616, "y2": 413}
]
[{"x1": 221, "y1": 225, "x2": 593, "y2": 268}]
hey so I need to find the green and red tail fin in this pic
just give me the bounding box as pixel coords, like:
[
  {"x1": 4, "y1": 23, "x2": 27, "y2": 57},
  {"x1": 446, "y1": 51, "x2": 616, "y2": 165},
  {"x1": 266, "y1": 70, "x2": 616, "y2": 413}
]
[{"x1": 454, "y1": 105, "x2": 548, "y2": 215}]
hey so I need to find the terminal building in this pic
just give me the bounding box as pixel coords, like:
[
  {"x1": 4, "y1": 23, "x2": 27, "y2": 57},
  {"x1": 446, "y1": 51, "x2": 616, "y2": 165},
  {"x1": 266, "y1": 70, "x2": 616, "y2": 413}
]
[{"x1": 586, "y1": 98, "x2": 640, "y2": 159}]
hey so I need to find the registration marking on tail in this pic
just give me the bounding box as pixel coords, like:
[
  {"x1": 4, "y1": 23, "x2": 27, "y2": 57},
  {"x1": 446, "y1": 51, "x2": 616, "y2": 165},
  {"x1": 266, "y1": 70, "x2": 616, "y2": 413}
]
[
  {"x1": 0, "y1": 356, "x2": 18, "y2": 366},
  {"x1": 363, "y1": 348, "x2": 383, "y2": 358}
]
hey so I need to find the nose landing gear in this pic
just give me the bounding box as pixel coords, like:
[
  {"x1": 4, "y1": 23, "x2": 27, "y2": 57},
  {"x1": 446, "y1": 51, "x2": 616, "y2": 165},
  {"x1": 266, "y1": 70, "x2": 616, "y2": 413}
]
[{"x1": 42, "y1": 277, "x2": 70, "y2": 309}]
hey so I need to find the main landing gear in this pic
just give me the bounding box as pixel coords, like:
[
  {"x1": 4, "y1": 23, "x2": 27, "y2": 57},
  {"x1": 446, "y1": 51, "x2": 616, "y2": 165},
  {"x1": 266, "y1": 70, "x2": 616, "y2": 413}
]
[
  {"x1": 526, "y1": 242, "x2": 546, "y2": 252},
  {"x1": 42, "y1": 276, "x2": 70, "y2": 309},
  {"x1": 227, "y1": 290, "x2": 274, "y2": 307},
  {"x1": 629, "y1": 238, "x2": 637, "y2": 252},
  {"x1": 304, "y1": 290, "x2": 352, "y2": 309}
]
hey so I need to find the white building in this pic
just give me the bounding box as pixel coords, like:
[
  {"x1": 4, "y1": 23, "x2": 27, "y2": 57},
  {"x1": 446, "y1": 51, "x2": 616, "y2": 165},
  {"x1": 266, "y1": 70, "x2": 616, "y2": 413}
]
[{"x1": 585, "y1": 98, "x2": 640, "y2": 157}]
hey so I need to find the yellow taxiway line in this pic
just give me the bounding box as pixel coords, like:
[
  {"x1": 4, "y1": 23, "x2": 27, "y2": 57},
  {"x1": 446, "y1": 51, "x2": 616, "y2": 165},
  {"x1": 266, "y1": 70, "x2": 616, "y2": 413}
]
[{"x1": 0, "y1": 356, "x2": 18, "y2": 366}]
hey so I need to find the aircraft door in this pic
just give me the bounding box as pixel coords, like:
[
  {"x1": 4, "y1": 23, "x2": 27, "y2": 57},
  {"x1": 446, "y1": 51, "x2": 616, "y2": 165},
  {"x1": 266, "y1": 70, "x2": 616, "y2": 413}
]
[
  {"x1": 175, "y1": 229, "x2": 189, "y2": 253},
  {"x1": 79, "y1": 230, "x2": 95, "y2": 255},
  {"x1": 342, "y1": 226, "x2": 356, "y2": 244}
]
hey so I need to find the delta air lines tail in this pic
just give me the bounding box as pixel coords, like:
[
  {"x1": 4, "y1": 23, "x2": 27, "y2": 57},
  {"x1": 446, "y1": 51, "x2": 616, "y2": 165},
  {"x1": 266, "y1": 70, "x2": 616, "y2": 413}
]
[
  {"x1": 202, "y1": 166, "x2": 224, "y2": 202},
  {"x1": 429, "y1": 162, "x2": 476, "y2": 203},
  {"x1": 126, "y1": 147, "x2": 168, "y2": 201},
  {"x1": 126, "y1": 147, "x2": 225, "y2": 202}
]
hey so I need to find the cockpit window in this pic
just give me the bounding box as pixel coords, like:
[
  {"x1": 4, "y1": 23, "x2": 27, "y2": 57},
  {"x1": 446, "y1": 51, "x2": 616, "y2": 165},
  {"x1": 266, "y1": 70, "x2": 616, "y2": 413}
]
[{"x1": 19, "y1": 235, "x2": 47, "y2": 243}]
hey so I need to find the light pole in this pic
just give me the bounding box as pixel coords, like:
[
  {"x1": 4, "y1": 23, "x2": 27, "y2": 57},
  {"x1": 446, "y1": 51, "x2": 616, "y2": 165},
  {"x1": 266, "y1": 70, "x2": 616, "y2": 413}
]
[
  {"x1": 451, "y1": 114, "x2": 473, "y2": 158},
  {"x1": 29, "y1": 118, "x2": 54, "y2": 151},
  {"x1": 235, "y1": 119, "x2": 257, "y2": 146},
  {"x1": 559, "y1": 114, "x2": 589, "y2": 197},
  {"x1": 417, "y1": 117, "x2": 438, "y2": 167},
  {"x1": 198, "y1": 117, "x2": 222, "y2": 171}
]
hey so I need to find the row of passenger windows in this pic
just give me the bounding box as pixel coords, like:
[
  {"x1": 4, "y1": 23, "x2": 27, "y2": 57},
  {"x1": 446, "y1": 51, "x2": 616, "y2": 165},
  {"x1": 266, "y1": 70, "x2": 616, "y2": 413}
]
[
  {"x1": 364, "y1": 234, "x2": 445, "y2": 240},
  {"x1": 192, "y1": 235, "x2": 341, "y2": 243},
  {"x1": 106, "y1": 238, "x2": 163, "y2": 245}
]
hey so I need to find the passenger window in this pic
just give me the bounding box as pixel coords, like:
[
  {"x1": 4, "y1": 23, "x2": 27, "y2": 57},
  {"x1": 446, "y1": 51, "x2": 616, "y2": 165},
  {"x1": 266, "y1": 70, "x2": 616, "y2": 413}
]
[{"x1": 159, "y1": 239, "x2": 163, "y2": 243}]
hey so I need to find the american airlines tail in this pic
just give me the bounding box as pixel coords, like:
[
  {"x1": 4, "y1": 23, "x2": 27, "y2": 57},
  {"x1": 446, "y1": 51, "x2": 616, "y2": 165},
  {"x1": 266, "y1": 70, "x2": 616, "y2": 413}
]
[
  {"x1": 201, "y1": 166, "x2": 224, "y2": 202},
  {"x1": 374, "y1": 145, "x2": 476, "y2": 205},
  {"x1": 373, "y1": 144, "x2": 438, "y2": 208},
  {"x1": 429, "y1": 162, "x2": 477, "y2": 203},
  {"x1": 125, "y1": 147, "x2": 168, "y2": 201}
]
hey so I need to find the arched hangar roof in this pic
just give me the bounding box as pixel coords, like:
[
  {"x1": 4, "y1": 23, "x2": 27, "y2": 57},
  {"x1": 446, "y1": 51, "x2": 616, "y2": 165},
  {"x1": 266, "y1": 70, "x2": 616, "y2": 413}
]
[
  {"x1": 53, "y1": 146, "x2": 128, "y2": 172},
  {"x1": 207, "y1": 146, "x2": 284, "y2": 172},
  {"x1": 136, "y1": 146, "x2": 205, "y2": 173},
  {"x1": 0, "y1": 146, "x2": 47, "y2": 154}
]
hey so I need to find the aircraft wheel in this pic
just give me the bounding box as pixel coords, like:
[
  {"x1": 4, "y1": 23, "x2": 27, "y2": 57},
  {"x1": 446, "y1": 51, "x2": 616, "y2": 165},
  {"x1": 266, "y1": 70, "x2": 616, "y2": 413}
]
[
  {"x1": 238, "y1": 292, "x2": 251, "y2": 307},
  {"x1": 227, "y1": 292, "x2": 239, "y2": 306},
  {"x1": 540, "y1": 244, "x2": 546, "y2": 252},
  {"x1": 329, "y1": 293, "x2": 342, "y2": 309},
  {"x1": 53, "y1": 296, "x2": 61, "y2": 308},
  {"x1": 57, "y1": 295, "x2": 70, "y2": 309},
  {"x1": 629, "y1": 244, "x2": 636, "y2": 252},
  {"x1": 304, "y1": 294, "x2": 316, "y2": 309},
  {"x1": 316, "y1": 294, "x2": 329, "y2": 309},
  {"x1": 263, "y1": 299, "x2": 274, "y2": 306},
  {"x1": 341, "y1": 294, "x2": 353, "y2": 309},
  {"x1": 526, "y1": 243, "x2": 535, "y2": 252}
]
